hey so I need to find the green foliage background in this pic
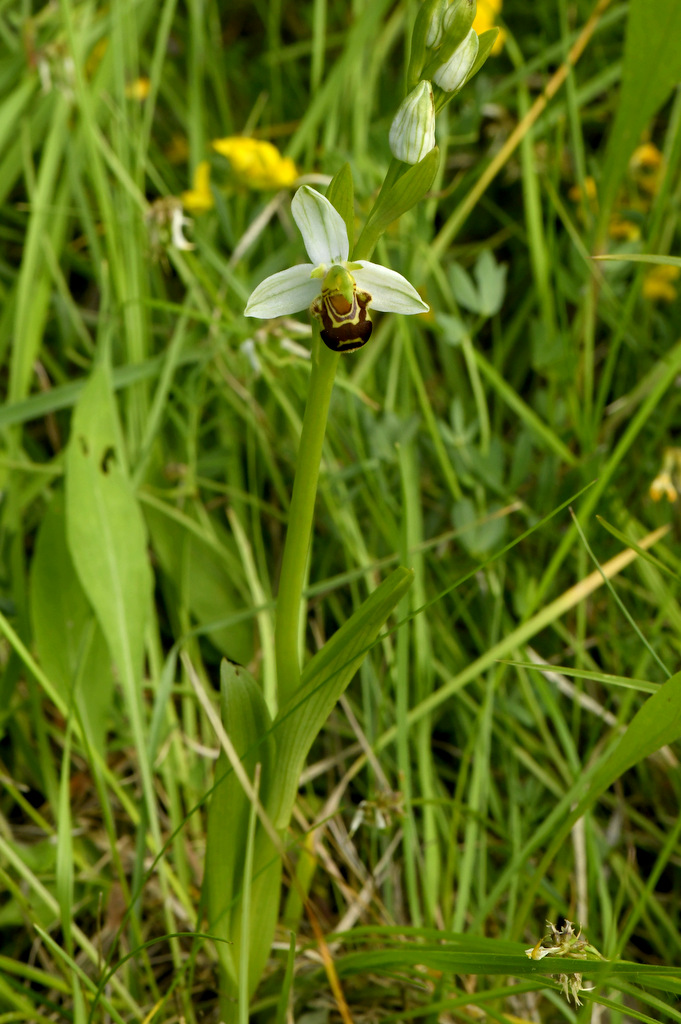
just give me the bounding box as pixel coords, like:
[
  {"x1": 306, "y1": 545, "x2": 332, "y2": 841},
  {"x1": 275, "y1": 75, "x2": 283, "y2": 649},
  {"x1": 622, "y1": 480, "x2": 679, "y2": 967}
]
[{"x1": 2, "y1": 0, "x2": 681, "y2": 1021}]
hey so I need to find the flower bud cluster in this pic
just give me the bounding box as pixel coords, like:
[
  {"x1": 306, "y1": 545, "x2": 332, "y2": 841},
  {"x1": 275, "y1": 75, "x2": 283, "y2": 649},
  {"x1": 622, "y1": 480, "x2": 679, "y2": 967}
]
[
  {"x1": 427, "y1": 0, "x2": 479, "y2": 95},
  {"x1": 389, "y1": 1, "x2": 490, "y2": 164}
]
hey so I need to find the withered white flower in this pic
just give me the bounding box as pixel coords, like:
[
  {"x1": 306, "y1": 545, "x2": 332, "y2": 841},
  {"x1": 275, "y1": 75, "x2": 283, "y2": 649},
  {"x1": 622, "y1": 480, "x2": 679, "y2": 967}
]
[
  {"x1": 245, "y1": 186, "x2": 428, "y2": 352},
  {"x1": 170, "y1": 204, "x2": 195, "y2": 251}
]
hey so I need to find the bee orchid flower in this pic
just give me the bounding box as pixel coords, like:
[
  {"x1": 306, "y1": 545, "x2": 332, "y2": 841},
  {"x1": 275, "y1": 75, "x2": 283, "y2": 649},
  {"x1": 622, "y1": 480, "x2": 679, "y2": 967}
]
[{"x1": 245, "y1": 185, "x2": 428, "y2": 352}]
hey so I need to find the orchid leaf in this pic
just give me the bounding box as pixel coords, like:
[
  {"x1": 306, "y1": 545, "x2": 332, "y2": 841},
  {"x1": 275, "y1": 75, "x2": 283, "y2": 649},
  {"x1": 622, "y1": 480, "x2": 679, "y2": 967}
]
[
  {"x1": 30, "y1": 494, "x2": 114, "y2": 752},
  {"x1": 363, "y1": 148, "x2": 440, "y2": 242},
  {"x1": 204, "y1": 661, "x2": 279, "y2": 1000},
  {"x1": 65, "y1": 363, "x2": 152, "y2": 689},
  {"x1": 268, "y1": 567, "x2": 414, "y2": 828}
]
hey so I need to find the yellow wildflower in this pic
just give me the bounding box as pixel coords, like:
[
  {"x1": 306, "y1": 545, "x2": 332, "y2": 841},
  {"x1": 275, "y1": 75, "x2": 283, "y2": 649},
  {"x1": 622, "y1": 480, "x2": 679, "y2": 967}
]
[
  {"x1": 642, "y1": 263, "x2": 680, "y2": 303},
  {"x1": 472, "y1": 0, "x2": 505, "y2": 55},
  {"x1": 649, "y1": 471, "x2": 677, "y2": 503},
  {"x1": 182, "y1": 160, "x2": 214, "y2": 214},
  {"x1": 125, "y1": 77, "x2": 151, "y2": 101},
  {"x1": 212, "y1": 136, "x2": 298, "y2": 190},
  {"x1": 630, "y1": 142, "x2": 664, "y2": 196},
  {"x1": 608, "y1": 214, "x2": 640, "y2": 241},
  {"x1": 630, "y1": 143, "x2": 663, "y2": 172},
  {"x1": 568, "y1": 175, "x2": 597, "y2": 205},
  {"x1": 650, "y1": 448, "x2": 681, "y2": 502}
]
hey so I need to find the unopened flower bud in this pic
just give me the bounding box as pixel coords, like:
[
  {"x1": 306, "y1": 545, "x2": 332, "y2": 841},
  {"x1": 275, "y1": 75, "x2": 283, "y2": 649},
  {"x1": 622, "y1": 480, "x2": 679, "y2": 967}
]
[
  {"x1": 389, "y1": 80, "x2": 436, "y2": 164},
  {"x1": 432, "y1": 27, "x2": 479, "y2": 94}
]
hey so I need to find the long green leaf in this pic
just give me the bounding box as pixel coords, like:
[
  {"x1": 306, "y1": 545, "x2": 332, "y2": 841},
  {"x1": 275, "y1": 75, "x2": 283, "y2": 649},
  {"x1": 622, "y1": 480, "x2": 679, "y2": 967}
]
[
  {"x1": 516, "y1": 667, "x2": 681, "y2": 926},
  {"x1": 268, "y1": 567, "x2": 414, "y2": 828},
  {"x1": 204, "y1": 662, "x2": 279, "y2": 1009},
  {"x1": 598, "y1": 0, "x2": 681, "y2": 232},
  {"x1": 586, "y1": 669, "x2": 681, "y2": 798},
  {"x1": 30, "y1": 495, "x2": 114, "y2": 752},
  {"x1": 0, "y1": 77, "x2": 36, "y2": 156},
  {"x1": 65, "y1": 363, "x2": 152, "y2": 684},
  {"x1": 594, "y1": 253, "x2": 681, "y2": 268},
  {"x1": 333, "y1": 946, "x2": 681, "y2": 989},
  {"x1": 365, "y1": 148, "x2": 440, "y2": 238},
  {"x1": 355, "y1": 149, "x2": 440, "y2": 258},
  {"x1": 10, "y1": 96, "x2": 69, "y2": 402},
  {"x1": 65, "y1": 362, "x2": 158, "y2": 855}
]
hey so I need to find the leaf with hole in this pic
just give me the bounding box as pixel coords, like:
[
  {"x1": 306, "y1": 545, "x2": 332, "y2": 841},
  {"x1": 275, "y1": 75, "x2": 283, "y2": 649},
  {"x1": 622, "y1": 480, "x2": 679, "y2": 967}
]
[{"x1": 65, "y1": 362, "x2": 152, "y2": 689}]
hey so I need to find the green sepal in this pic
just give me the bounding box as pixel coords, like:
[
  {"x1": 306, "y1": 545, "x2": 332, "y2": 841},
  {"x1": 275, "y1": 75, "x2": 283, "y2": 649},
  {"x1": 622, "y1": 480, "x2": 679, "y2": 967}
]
[
  {"x1": 326, "y1": 162, "x2": 355, "y2": 252},
  {"x1": 268, "y1": 567, "x2": 414, "y2": 828},
  {"x1": 407, "y1": 0, "x2": 442, "y2": 90},
  {"x1": 203, "y1": 661, "x2": 279, "y2": 1003},
  {"x1": 356, "y1": 147, "x2": 440, "y2": 258}
]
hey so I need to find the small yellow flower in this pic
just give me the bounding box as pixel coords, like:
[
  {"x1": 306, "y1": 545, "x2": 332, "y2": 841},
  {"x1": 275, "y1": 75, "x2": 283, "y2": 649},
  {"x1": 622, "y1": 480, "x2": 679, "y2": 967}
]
[
  {"x1": 649, "y1": 471, "x2": 677, "y2": 503},
  {"x1": 212, "y1": 136, "x2": 299, "y2": 190},
  {"x1": 568, "y1": 175, "x2": 597, "y2": 205},
  {"x1": 125, "y1": 77, "x2": 151, "y2": 101},
  {"x1": 472, "y1": 0, "x2": 505, "y2": 54},
  {"x1": 642, "y1": 263, "x2": 680, "y2": 303},
  {"x1": 608, "y1": 214, "x2": 640, "y2": 241},
  {"x1": 650, "y1": 448, "x2": 681, "y2": 502},
  {"x1": 181, "y1": 160, "x2": 214, "y2": 214},
  {"x1": 630, "y1": 142, "x2": 664, "y2": 196},
  {"x1": 630, "y1": 142, "x2": 663, "y2": 172}
]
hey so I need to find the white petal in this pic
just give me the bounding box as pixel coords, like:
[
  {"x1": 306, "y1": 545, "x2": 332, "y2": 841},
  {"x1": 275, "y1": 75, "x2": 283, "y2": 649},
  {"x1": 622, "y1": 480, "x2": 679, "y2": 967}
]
[
  {"x1": 244, "y1": 264, "x2": 319, "y2": 318},
  {"x1": 291, "y1": 186, "x2": 349, "y2": 265},
  {"x1": 354, "y1": 261, "x2": 429, "y2": 314},
  {"x1": 171, "y1": 207, "x2": 194, "y2": 250}
]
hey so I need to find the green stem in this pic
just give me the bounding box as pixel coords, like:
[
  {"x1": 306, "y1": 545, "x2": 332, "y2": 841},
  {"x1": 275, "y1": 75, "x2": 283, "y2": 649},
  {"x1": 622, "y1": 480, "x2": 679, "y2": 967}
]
[
  {"x1": 354, "y1": 157, "x2": 401, "y2": 260},
  {"x1": 275, "y1": 157, "x2": 402, "y2": 706},
  {"x1": 275, "y1": 331, "x2": 339, "y2": 706}
]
